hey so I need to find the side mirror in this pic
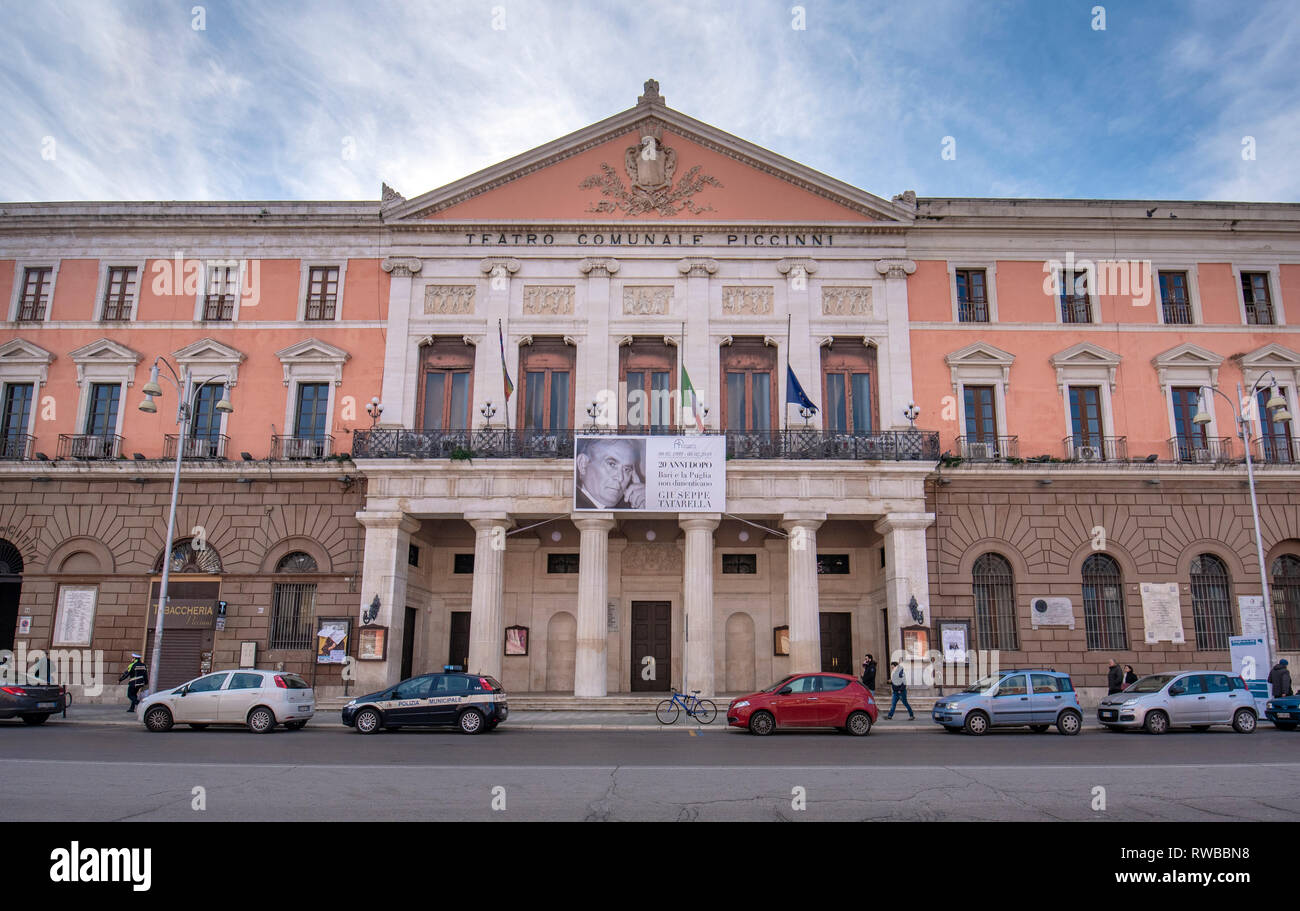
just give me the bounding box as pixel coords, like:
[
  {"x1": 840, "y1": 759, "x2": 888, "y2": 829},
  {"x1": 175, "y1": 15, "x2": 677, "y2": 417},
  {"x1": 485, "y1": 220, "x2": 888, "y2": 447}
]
[
  {"x1": 178, "y1": 686, "x2": 188, "y2": 696},
  {"x1": 1169, "y1": 685, "x2": 1184, "y2": 696},
  {"x1": 777, "y1": 687, "x2": 793, "y2": 696}
]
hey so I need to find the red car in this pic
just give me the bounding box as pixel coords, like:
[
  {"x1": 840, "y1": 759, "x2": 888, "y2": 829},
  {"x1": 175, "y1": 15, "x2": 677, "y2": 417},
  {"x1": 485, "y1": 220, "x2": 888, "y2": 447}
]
[{"x1": 727, "y1": 672, "x2": 878, "y2": 735}]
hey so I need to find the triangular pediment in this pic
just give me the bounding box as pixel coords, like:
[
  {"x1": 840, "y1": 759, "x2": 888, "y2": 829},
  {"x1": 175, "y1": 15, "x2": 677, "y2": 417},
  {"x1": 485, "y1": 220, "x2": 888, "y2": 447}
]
[
  {"x1": 174, "y1": 337, "x2": 246, "y2": 364},
  {"x1": 276, "y1": 338, "x2": 350, "y2": 365},
  {"x1": 0, "y1": 338, "x2": 55, "y2": 365},
  {"x1": 1152, "y1": 342, "x2": 1224, "y2": 369},
  {"x1": 1239, "y1": 343, "x2": 1300, "y2": 369},
  {"x1": 946, "y1": 342, "x2": 1016, "y2": 368},
  {"x1": 386, "y1": 85, "x2": 912, "y2": 225},
  {"x1": 68, "y1": 338, "x2": 142, "y2": 365},
  {"x1": 1051, "y1": 342, "x2": 1122, "y2": 368}
]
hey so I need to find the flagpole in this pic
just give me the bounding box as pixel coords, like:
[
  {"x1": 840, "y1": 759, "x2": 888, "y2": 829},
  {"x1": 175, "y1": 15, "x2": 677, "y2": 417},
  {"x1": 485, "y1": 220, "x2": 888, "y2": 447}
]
[
  {"x1": 784, "y1": 313, "x2": 791, "y2": 432},
  {"x1": 679, "y1": 320, "x2": 685, "y2": 435}
]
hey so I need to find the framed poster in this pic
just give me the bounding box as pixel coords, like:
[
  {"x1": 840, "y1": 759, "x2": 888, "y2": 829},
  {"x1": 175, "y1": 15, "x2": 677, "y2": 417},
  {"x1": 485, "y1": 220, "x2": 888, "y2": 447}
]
[
  {"x1": 53, "y1": 585, "x2": 97, "y2": 647},
  {"x1": 357, "y1": 625, "x2": 388, "y2": 661},
  {"x1": 938, "y1": 620, "x2": 970, "y2": 663},
  {"x1": 316, "y1": 618, "x2": 351, "y2": 665},
  {"x1": 504, "y1": 625, "x2": 529, "y2": 656},
  {"x1": 240, "y1": 641, "x2": 257, "y2": 668},
  {"x1": 901, "y1": 626, "x2": 930, "y2": 660},
  {"x1": 773, "y1": 625, "x2": 790, "y2": 656}
]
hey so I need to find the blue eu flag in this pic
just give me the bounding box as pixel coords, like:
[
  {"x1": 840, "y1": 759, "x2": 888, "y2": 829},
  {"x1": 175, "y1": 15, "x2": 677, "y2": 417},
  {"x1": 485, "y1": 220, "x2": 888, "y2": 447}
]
[{"x1": 786, "y1": 365, "x2": 818, "y2": 412}]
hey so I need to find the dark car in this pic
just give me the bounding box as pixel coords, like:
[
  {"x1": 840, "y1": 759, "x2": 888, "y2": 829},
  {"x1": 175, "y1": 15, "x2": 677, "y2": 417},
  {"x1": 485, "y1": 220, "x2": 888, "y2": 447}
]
[
  {"x1": 0, "y1": 680, "x2": 70, "y2": 725},
  {"x1": 1265, "y1": 694, "x2": 1300, "y2": 730},
  {"x1": 342, "y1": 672, "x2": 507, "y2": 734},
  {"x1": 726, "y1": 672, "x2": 878, "y2": 735}
]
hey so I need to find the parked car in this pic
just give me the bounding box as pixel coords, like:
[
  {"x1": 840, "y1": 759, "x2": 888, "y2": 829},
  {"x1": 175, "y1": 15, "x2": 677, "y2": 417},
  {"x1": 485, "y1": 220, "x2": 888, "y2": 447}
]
[
  {"x1": 931, "y1": 669, "x2": 1083, "y2": 735},
  {"x1": 139, "y1": 669, "x2": 314, "y2": 733},
  {"x1": 1097, "y1": 670, "x2": 1256, "y2": 734},
  {"x1": 342, "y1": 671, "x2": 508, "y2": 734},
  {"x1": 0, "y1": 679, "x2": 70, "y2": 725},
  {"x1": 1264, "y1": 694, "x2": 1300, "y2": 730},
  {"x1": 726, "y1": 672, "x2": 877, "y2": 735}
]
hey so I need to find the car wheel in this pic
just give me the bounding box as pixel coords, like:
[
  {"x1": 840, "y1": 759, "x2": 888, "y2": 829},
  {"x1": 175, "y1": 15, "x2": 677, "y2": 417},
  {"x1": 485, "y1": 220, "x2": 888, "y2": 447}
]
[
  {"x1": 144, "y1": 706, "x2": 173, "y2": 732},
  {"x1": 246, "y1": 706, "x2": 276, "y2": 734},
  {"x1": 1057, "y1": 710, "x2": 1082, "y2": 736},
  {"x1": 1232, "y1": 709, "x2": 1257, "y2": 734},
  {"x1": 963, "y1": 711, "x2": 990, "y2": 736},
  {"x1": 846, "y1": 711, "x2": 872, "y2": 736},
  {"x1": 188, "y1": 724, "x2": 209, "y2": 730},
  {"x1": 748, "y1": 711, "x2": 775, "y2": 736},
  {"x1": 1143, "y1": 711, "x2": 1169, "y2": 735},
  {"x1": 1190, "y1": 725, "x2": 1211, "y2": 732},
  {"x1": 1029, "y1": 724, "x2": 1049, "y2": 733},
  {"x1": 459, "y1": 708, "x2": 485, "y2": 734},
  {"x1": 1273, "y1": 721, "x2": 1297, "y2": 731},
  {"x1": 21, "y1": 713, "x2": 49, "y2": 726},
  {"x1": 284, "y1": 721, "x2": 306, "y2": 730},
  {"x1": 354, "y1": 708, "x2": 382, "y2": 734}
]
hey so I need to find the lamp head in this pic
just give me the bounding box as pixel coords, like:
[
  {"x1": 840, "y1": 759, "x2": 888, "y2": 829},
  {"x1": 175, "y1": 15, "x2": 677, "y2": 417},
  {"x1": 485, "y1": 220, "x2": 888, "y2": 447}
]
[
  {"x1": 215, "y1": 397, "x2": 234, "y2": 414},
  {"x1": 142, "y1": 363, "x2": 162, "y2": 398},
  {"x1": 138, "y1": 396, "x2": 157, "y2": 414}
]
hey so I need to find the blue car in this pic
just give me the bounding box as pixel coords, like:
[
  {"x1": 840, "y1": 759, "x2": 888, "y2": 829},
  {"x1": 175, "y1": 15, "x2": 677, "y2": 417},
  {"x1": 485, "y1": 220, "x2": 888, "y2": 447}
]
[
  {"x1": 932, "y1": 668, "x2": 1083, "y2": 735},
  {"x1": 1265, "y1": 695, "x2": 1300, "y2": 730}
]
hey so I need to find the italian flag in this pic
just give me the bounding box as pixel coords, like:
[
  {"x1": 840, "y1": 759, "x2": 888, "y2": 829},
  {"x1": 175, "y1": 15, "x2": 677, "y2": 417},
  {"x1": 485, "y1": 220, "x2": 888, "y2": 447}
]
[{"x1": 681, "y1": 365, "x2": 706, "y2": 432}]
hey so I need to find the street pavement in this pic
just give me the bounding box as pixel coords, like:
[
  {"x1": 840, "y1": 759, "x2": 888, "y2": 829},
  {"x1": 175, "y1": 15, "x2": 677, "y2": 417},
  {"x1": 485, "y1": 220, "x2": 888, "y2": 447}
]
[{"x1": 3, "y1": 711, "x2": 1299, "y2": 821}]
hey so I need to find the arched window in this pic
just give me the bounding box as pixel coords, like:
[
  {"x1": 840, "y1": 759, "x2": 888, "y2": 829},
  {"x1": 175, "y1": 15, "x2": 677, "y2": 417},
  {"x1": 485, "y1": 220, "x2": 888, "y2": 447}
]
[
  {"x1": 0, "y1": 539, "x2": 23, "y2": 576},
  {"x1": 270, "y1": 551, "x2": 318, "y2": 649},
  {"x1": 1190, "y1": 554, "x2": 1234, "y2": 650},
  {"x1": 1082, "y1": 553, "x2": 1127, "y2": 649},
  {"x1": 1273, "y1": 554, "x2": 1300, "y2": 651},
  {"x1": 973, "y1": 553, "x2": 1018, "y2": 650},
  {"x1": 276, "y1": 552, "x2": 318, "y2": 573},
  {"x1": 155, "y1": 538, "x2": 222, "y2": 574}
]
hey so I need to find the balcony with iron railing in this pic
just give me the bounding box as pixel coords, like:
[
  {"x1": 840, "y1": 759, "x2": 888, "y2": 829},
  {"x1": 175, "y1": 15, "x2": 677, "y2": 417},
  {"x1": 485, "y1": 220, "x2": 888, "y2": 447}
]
[
  {"x1": 955, "y1": 436, "x2": 1018, "y2": 461},
  {"x1": 271, "y1": 434, "x2": 334, "y2": 460},
  {"x1": 1060, "y1": 295, "x2": 1093, "y2": 324},
  {"x1": 957, "y1": 299, "x2": 989, "y2": 322},
  {"x1": 1255, "y1": 435, "x2": 1300, "y2": 465},
  {"x1": 57, "y1": 434, "x2": 123, "y2": 460},
  {"x1": 1169, "y1": 436, "x2": 1233, "y2": 464},
  {"x1": 0, "y1": 434, "x2": 34, "y2": 460},
  {"x1": 1062, "y1": 436, "x2": 1128, "y2": 462},
  {"x1": 164, "y1": 433, "x2": 230, "y2": 460}
]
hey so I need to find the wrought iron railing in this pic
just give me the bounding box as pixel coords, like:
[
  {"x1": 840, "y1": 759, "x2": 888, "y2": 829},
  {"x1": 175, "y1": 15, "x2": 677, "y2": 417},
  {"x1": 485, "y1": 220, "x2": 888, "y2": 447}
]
[
  {"x1": 164, "y1": 433, "x2": 229, "y2": 460},
  {"x1": 955, "y1": 436, "x2": 1018, "y2": 461},
  {"x1": 1169, "y1": 436, "x2": 1233, "y2": 463},
  {"x1": 352, "y1": 428, "x2": 941, "y2": 462},
  {"x1": 57, "y1": 434, "x2": 123, "y2": 460},
  {"x1": 271, "y1": 434, "x2": 334, "y2": 460},
  {"x1": 1255, "y1": 435, "x2": 1300, "y2": 464},
  {"x1": 1063, "y1": 436, "x2": 1129, "y2": 462},
  {"x1": 0, "y1": 434, "x2": 34, "y2": 460}
]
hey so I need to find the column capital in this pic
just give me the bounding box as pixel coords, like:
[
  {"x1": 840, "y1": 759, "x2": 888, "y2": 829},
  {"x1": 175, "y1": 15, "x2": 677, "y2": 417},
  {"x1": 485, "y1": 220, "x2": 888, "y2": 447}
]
[
  {"x1": 874, "y1": 258, "x2": 916, "y2": 280},
  {"x1": 381, "y1": 256, "x2": 422, "y2": 277},
  {"x1": 678, "y1": 513, "x2": 721, "y2": 532},
  {"x1": 874, "y1": 513, "x2": 935, "y2": 536},
  {"x1": 465, "y1": 513, "x2": 513, "y2": 532},
  {"x1": 579, "y1": 257, "x2": 621, "y2": 277},
  {"x1": 571, "y1": 512, "x2": 616, "y2": 531},
  {"x1": 356, "y1": 511, "x2": 421, "y2": 535},
  {"x1": 780, "y1": 512, "x2": 826, "y2": 532}
]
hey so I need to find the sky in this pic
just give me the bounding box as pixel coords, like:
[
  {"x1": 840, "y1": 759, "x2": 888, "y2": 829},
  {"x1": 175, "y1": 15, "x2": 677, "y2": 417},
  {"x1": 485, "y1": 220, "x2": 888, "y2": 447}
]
[{"x1": 0, "y1": 0, "x2": 1297, "y2": 204}]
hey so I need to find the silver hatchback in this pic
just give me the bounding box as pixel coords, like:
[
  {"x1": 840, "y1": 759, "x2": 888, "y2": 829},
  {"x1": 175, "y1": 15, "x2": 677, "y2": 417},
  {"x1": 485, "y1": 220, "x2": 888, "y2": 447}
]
[
  {"x1": 1097, "y1": 670, "x2": 1256, "y2": 734},
  {"x1": 139, "y1": 669, "x2": 315, "y2": 733}
]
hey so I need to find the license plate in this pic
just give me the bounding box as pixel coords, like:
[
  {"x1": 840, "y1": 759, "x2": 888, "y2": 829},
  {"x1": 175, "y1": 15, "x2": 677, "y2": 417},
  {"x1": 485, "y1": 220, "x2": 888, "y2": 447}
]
[
  {"x1": 300, "y1": 705, "x2": 312, "y2": 713},
  {"x1": 1100, "y1": 711, "x2": 1115, "y2": 719},
  {"x1": 37, "y1": 702, "x2": 56, "y2": 709},
  {"x1": 1283, "y1": 712, "x2": 1295, "y2": 719}
]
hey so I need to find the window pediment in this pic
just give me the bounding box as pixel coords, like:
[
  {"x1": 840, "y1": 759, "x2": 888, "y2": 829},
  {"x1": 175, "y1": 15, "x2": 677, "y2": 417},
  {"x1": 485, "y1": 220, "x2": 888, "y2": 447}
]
[
  {"x1": 68, "y1": 338, "x2": 142, "y2": 387},
  {"x1": 1239, "y1": 343, "x2": 1300, "y2": 389},
  {"x1": 1152, "y1": 342, "x2": 1223, "y2": 394},
  {"x1": 0, "y1": 338, "x2": 55, "y2": 385},
  {"x1": 173, "y1": 337, "x2": 246, "y2": 387},
  {"x1": 276, "y1": 338, "x2": 350, "y2": 386},
  {"x1": 945, "y1": 342, "x2": 1015, "y2": 394},
  {"x1": 1050, "y1": 342, "x2": 1121, "y2": 394}
]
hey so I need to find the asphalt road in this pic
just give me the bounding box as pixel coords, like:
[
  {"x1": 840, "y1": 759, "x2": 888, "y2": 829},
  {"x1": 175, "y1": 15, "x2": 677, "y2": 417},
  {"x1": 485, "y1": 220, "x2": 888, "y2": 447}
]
[{"x1": 3, "y1": 720, "x2": 1298, "y2": 821}]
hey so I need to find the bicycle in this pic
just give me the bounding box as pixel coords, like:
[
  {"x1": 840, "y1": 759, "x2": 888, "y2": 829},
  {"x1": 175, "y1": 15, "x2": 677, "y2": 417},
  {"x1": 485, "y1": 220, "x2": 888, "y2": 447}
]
[{"x1": 655, "y1": 688, "x2": 717, "y2": 725}]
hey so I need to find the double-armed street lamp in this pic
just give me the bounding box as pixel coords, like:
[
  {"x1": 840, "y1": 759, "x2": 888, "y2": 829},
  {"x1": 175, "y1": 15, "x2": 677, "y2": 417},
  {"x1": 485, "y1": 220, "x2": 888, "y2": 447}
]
[{"x1": 138, "y1": 358, "x2": 234, "y2": 696}]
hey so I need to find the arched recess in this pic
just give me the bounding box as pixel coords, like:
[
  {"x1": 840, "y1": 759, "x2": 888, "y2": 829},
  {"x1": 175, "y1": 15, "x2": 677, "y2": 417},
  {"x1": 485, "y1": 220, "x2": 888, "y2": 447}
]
[
  {"x1": 955, "y1": 538, "x2": 1032, "y2": 584},
  {"x1": 46, "y1": 536, "x2": 116, "y2": 575},
  {"x1": 260, "y1": 536, "x2": 334, "y2": 574},
  {"x1": 724, "y1": 611, "x2": 756, "y2": 694},
  {"x1": 545, "y1": 611, "x2": 577, "y2": 693},
  {"x1": 154, "y1": 537, "x2": 223, "y2": 574},
  {"x1": 0, "y1": 537, "x2": 22, "y2": 653},
  {"x1": 1175, "y1": 539, "x2": 1250, "y2": 583}
]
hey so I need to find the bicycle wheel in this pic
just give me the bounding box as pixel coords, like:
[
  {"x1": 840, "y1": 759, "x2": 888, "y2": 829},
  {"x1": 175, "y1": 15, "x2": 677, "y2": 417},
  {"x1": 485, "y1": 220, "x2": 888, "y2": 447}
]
[
  {"x1": 655, "y1": 699, "x2": 681, "y2": 724},
  {"x1": 693, "y1": 700, "x2": 717, "y2": 724}
]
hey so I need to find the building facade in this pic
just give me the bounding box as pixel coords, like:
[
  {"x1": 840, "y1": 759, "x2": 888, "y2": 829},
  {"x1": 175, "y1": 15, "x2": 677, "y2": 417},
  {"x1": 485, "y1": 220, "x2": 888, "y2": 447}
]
[{"x1": 2, "y1": 81, "x2": 1297, "y2": 702}]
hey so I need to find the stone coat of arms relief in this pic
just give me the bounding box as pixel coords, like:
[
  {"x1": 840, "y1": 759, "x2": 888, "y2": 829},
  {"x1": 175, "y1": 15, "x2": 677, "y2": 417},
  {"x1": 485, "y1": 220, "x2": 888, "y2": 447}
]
[{"x1": 580, "y1": 131, "x2": 722, "y2": 216}]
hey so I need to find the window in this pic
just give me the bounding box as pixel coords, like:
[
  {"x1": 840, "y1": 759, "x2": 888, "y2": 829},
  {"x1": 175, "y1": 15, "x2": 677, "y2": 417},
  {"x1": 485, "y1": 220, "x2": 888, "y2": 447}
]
[
  {"x1": 228, "y1": 673, "x2": 265, "y2": 690},
  {"x1": 393, "y1": 676, "x2": 433, "y2": 699},
  {"x1": 973, "y1": 553, "x2": 1018, "y2": 650},
  {"x1": 1190, "y1": 554, "x2": 1234, "y2": 650},
  {"x1": 294, "y1": 383, "x2": 330, "y2": 440},
  {"x1": 820, "y1": 676, "x2": 850, "y2": 692},
  {"x1": 1171, "y1": 386, "x2": 1208, "y2": 458},
  {"x1": 276, "y1": 551, "x2": 318, "y2": 573},
  {"x1": 270, "y1": 582, "x2": 317, "y2": 649},
  {"x1": 1273, "y1": 555, "x2": 1300, "y2": 651},
  {"x1": 816, "y1": 554, "x2": 850, "y2": 574},
  {"x1": 1203, "y1": 674, "x2": 1232, "y2": 694},
  {"x1": 784, "y1": 675, "x2": 819, "y2": 694},
  {"x1": 1082, "y1": 553, "x2": 1127, "y2": 649},
  {"x1": 305, "y1": 266, "x2": 339, "y2": 320},
  {"x1": 519, "y1": 339, "x2": 574, "y2": 431},
  {"x1": 453, "y1": 553, "x2": 475, "y2": 574},
  {"x1": 84, "y1": 383, "x2": 121, "y2": 437},
  {"x1": 1031, "y1": 674, "x2": 1065, "y2": 694},
  {"x1": 821, "y1": 342, "x2": 876, "y2": 434},
  {"x1": 547, "y1": 553, "x2": 579, "y2": 574},
  {"x1": 418, "y1": 340, "x2": 474, "y2": 432},
  {"x1": 1159, "y1": 271, "x2": 1192, "y2": 324},
  {"x1": 1069, "y1": 386, "x2": 1103, "y2": 448},
  {"x1": 190, "y1": 384, "x2": 225, "y2": 446},
  {"x1": 202, "y1": 264, "x2": 238, "y2": 321},
  {"x1": 1060, "y1": 270, "x2": 1092, "y2": 323},
  {"x1": 408, "y1": 544, "x2": 420, "y2": 567},
  {"x1": 101, "y1": 267, "x2": 137, "y2": 321},
  {"x1": 1, "y1": 383, "x2": 34, "y2": 459},
  {"x1": 186, "y1": 673, "x2": 229, "y2": 694},
  {"x1": 955, "y1": 269, "x2": 988, "y2": 322},
  {"x1": 1178, "y1": 674, "x2": 1206, "y2": 695},
  {"x1": 621, "y1": 339, "x2": 675, "y2": 433},
  {"x1": 1258, "y1": 387, "x2": 1294, "y2": 463},
  {"x1": 964, "y1": 385, "x2": 996, "y2": 445},
  {"x1": 18, "y1": 268, "x2": 53, "y2": 321},
  {"x1": 722, "y1": 553, "x2": 757, "y2": 574},
  {"x1": 721, "y1": 339, "x2": 776, "y2": 433},
  {"x1": 1242, "y1": 272, "x2": 1274, "y2": 325},
  {"x1": 434, "y1": 675, "x2": 472, "y2": 694},
  {"x1": 995, "y1": 674, "x2": 1027, "y2": 696},
  {"x1": 157, "y1": 538, "x2": 223, "y2": 574}
]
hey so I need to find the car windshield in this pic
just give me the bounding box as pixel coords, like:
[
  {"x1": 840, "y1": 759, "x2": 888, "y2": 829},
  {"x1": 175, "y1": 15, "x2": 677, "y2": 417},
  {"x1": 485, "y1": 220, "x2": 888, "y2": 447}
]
[
  {"x1": 761, "y1": 675, "x2": 796, "y2": 693},
  {"x1": 1127, "y1": 674, "x2": 1177, "y2": 693},
  {"x1": 961, "y1": 674, "x2": 1005, "y2": 693}
]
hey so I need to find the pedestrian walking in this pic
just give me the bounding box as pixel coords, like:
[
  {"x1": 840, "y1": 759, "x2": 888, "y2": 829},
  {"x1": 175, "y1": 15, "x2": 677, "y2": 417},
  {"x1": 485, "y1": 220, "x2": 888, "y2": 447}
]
[
  {"x1": 1268, "y1": 659, "x2": 1293, "y2": 698},
  {"x1": 1122, "y1": 665, "x2": 1138, "y2": 689},
  {"x1": 119, "y1": 653, "x2": 148, "y2": 712},
  {"x1": 886, "y1": 660, "x2": 914, "y2": 720},
  {"x1": 1106, "y1": 659, "x2": 1124, "y2": 694},
  {"x1": 862, "y1": 654, "x2": 877, "y2": 691}
]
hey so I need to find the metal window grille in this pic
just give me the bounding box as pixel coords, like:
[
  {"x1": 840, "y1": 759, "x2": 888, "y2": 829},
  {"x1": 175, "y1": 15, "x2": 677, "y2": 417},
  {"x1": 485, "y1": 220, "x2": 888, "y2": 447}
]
[
  {"x1": 546, "y1": 553, "x2": 579, "y2": 574},
  {"x1": 1082, "y1": 553, "x2": 1127, "y2": 649},
  {"x1": 276, "y1": 551, "x2": 318, "y2": 573},
  {"x1": 816, "y1": 553, "x2": 850, "y2": 574},
  {"x1": 722, "y1": 553, "x2": 757, "y2": 574},
  {"x1": 102, "y1": 267, "x2": 137, "y2": 320},
  {"x1": 1159, "y1": 271, "x2": 1192, "y2": 324},
  {"x1": 306, "y1": 266, "x2": 339, "y2": 320},
  {"x1": 19, "y1": 268, "x2": 52, "y2": 320},
  {"x1": 270, "y1": 582, "x2": 317, "y2": 649},
  {"x1": 973, "y1": 553, "x2": 1018, "y2": 650},
  {"x1": 1273, "y1": 555, "x2": 1300, "y2": 651},
  {"x1": 1190, "y1": 554, "x2": 1235, "y2": 650}
]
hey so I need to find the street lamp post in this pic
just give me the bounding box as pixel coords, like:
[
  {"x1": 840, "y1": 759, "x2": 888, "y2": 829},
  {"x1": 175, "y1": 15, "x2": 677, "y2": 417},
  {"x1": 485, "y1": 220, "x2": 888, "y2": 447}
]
[
  {"x1": 138, "y1": 358, "x2": 233, "y2": 696},
  {"x1": 1194, "y1": 372, "x2": 1292, "y2": 661}
]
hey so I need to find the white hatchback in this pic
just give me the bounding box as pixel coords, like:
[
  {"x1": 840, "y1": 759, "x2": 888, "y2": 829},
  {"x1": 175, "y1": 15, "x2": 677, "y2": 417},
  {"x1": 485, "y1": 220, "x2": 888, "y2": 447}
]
[{"x1": 138, "y1": 669, "x2": 315, "y2": 733}]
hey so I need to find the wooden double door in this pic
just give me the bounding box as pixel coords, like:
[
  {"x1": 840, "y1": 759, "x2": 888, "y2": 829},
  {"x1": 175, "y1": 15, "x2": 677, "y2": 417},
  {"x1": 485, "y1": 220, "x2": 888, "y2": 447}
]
[
  {"x1": 819, "y1": 612, "x2": 853, "y2": 675},
  {"x1": 630, "y1": 601, "x2": 671, "y2": 692}
]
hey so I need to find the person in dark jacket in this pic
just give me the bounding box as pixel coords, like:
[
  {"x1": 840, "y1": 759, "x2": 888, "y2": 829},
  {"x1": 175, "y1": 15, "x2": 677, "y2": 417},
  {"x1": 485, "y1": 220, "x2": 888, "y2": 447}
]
[
  {"x1": 1106, "y1": 659, "x2": 1124, "y2": 694},
  {"x1": 1268, "y1": 659, "x2": 1293, "y2": 698},
  {"x1": 119, "y1": 653, "x2": 148, "y2": 712},
  {"x1": 861, "y1": 654, "x2": 877, "y2": 691},
  {"x1": 1122, "y1": 665, "x2": 1138, "y2": 689},
  {"x1": 886, "y1": 661, "x2": 914, "y2": 720}
]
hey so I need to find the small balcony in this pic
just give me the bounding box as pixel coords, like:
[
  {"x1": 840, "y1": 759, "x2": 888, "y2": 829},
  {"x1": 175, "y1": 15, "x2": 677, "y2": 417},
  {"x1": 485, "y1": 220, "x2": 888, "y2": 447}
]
[
  {"x1": 271, "y1": 434, "x2": 334, "y2": 460},
  {"x1": 1063, "y1": 436, "x2": 1128, "y2": 462},
  {"x1": 163, "y1": 434, "x2": 229, "y2": 460},
  {"x1": 955, "y1": 436, "x2": 1018, "y2": 461},
  {"x1": 1255, "y1": 435, "x2": 1300, "y2": 465},
  {"x1": 0, "y1": 434, "x2": 34, "y2": 460},
  {"x1": 1169, "y1": 436, "x2": 1233, "y2": 464},
  {"x1": 57, "y1": 434, "x2": 123, "y2": 460}
]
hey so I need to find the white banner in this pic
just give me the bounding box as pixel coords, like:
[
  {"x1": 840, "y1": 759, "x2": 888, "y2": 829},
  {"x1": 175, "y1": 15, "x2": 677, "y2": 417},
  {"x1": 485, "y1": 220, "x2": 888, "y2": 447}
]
[{"x1": 574, "y1": 435, "x2": 725, "y2": 512}]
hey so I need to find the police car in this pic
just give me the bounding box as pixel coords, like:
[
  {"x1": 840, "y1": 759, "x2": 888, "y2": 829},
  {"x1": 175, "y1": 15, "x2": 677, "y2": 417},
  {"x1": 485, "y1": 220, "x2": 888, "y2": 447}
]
[{"x1": 341, "y1": 671, "x2": 507, "y2": 734}]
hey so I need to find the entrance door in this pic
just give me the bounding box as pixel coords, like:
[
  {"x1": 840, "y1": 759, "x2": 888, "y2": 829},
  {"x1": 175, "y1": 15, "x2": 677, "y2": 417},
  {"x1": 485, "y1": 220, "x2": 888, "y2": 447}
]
[
  {"x1": 448, "y1": 611, "x2": 470, "y2": 672},
  {"x1": 400, "y1": 607, "x2": 417, "y2": 680},
  {"x1": 630, "y1": 601, "x2": 671, "y2": 692},
  {"x1": 0, "y1": 578, "x2": 18, "y2": 653},
  {"x1": 819, "y1": 613, "x2": 852, "y2": 674},
  {"x1": 143, "y1": 628, "x2": 205, "y2": 690}
]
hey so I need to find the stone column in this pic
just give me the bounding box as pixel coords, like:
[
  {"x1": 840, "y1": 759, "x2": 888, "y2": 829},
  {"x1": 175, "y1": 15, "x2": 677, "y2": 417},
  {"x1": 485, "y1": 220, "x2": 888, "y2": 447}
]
[
  {"x1": 781, "y1": 512, "x2": 825, "y2": 674},
  {"x1": 466, "y1": 514, "x2": 513, "y2": 680},
  {"x1": 573, "y1": 513, "x2": 615, "y2": 697},
  {"x1": 875, "y1": 259, "x2": 917, "y2": 429},
  {"x1": 874, "y1": 512, "x2": 936, "y2": 684},
  {"x1": 680, "y1": 514, "x2": 720, "y2": 697},
  {"x1": 678, "y1": 258, "x2": 717, "y2": 429},
  {"x1": 355, "y1": 510, "x2": 421, "y2": 692},
  {"x1": 477, "y1": 258, "x2": 519, "y2": 427},
  {"x1": 379, "y1": 257, "x2": 422, "y2": 427},
  {"x1": 778, "y1": 258, "x2": 818, "y2": 430},
  {"x1": 580, "y1": 258, "x2": 619, "y2": 428}
]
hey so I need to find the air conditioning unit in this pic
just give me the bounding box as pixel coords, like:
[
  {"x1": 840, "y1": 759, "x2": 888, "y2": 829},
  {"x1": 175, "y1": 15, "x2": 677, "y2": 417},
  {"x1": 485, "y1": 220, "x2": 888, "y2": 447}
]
[
  {"x1": 1075, "y1": 445, "x2": 1102, "y2": 462},
  {"x1": 966, "y1": 441, "x2": 994, "y2": 460},
  {"x1": 73, "y1": 436, "x2": 110, "y2": 459}
]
